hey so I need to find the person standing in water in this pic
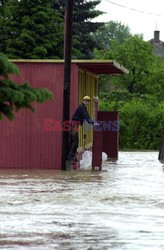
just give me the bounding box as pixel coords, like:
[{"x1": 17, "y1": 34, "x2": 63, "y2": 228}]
[{"x1": 67, "y1": 96, "x2": 96, "y2": 161}]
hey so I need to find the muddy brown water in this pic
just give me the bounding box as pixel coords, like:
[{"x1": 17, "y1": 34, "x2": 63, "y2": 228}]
[{"x1": 0, "y1": 151, "x2": 164, "y2": 250}]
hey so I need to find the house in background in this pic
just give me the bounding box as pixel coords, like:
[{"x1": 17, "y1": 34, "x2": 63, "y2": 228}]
[
  {"x1": 0, "y1": 60, "x2": 128, "y2": 170},
  {"x1": 149, "y1": 30, "x2": 164, "y2": 56}
]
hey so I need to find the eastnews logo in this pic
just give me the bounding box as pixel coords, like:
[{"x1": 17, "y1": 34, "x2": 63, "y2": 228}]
[{"x1": 43, "y1": 119, "x2": 120, "y2": 131}]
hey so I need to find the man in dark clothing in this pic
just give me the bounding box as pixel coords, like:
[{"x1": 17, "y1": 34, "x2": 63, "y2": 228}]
[{"x1": 67, "y1": 96, "x2": 95, "y2": 161}]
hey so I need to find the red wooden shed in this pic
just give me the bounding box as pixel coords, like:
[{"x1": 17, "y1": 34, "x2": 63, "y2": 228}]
[{"x1": 0, "y1": 60, "x2": 128, "y2": 169}]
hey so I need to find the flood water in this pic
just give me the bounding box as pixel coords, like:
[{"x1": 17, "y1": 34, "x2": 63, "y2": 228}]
[{"x1": 0, "y1": 151, "x2": 164, "y2": 250}]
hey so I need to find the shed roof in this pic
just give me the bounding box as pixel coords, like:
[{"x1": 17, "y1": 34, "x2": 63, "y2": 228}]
[
  {"x1": 76, "y1": 60, "x2": 128, "y2": 74},
  {"x1": 11, "y1": 59, "x2": 129, "y2": 75}
]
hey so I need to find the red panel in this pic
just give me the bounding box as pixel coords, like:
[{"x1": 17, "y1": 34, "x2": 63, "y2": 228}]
[
  {"x1": 0, "y1": 62, "x2": 86, "y2": 169},
  {"x1": 28, "y1": 63, "x2": 64, "y2": 169},
  {"x1": 92, "y1": 128, "x2": 103, "y2": 170},
  {"x1": 70, "y1": 64, "x2": 79, "y2": 118},
  {"x1": 0, "y1": 62, "x2": 69, "y2": 169},
  {"x1": 0, "y1": 110, "x2": 31, "y2": 168},
  {"x1": 97, "y1": 111, "x2": 119, "y2": 159},
  {"x1": 0, "y1": 64, "x2": 31, "y2": 168}
]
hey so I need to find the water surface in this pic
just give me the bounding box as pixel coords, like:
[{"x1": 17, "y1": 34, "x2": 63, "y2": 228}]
[{"x1": 0, "y1": 151, "x2": 164, "y2": 250}]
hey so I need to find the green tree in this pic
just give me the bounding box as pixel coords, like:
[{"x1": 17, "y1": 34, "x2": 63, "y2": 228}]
[
  {"x1": 0, "y1": 0, "x2": 8, "y2": 7},
  {"x1": 119, "y1": 100, "x2": 164, "y2": 149},
  {"x1": 0, "y1": 53, "x2": 53, "y2": 120},
  {"x1": 99, "y1": 94, "x2": 164, "y2": 150},
  {"x1": 92, "y1": 21, "x2": 132, "y2": 49},
  {"x1": 95, "y1": 35, "x2": 164, "y2": 150},
  {"x1": 53, "y1": 0, "x2": 104, "y2": 58},
  {"x1": 1, "y1": 0, "x2": 63, "y2": 59},
  {"x1": 0, "y1": 0, "x2": 9, "y2": 51},
  {"x1": 95, "y1": 35, "x2": 164, "y2": 97},
  {"x1": 142, "y1": 56, "x2": 164, "y2": 100}
]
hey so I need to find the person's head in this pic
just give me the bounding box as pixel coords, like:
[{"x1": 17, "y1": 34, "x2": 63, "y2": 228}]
[{"x1": 82, "y1": 96, "x2": 91, "y2": 106}]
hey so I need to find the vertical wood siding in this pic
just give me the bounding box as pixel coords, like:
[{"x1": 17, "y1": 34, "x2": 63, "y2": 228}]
[
  {"x1": 78, "y1": 69, "x2": 97, "y2": 152},
  {"x1": 0, "y1": 62, "x2": 78, "y2": 169}
]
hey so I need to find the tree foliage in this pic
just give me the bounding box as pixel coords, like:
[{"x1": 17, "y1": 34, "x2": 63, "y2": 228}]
[
  {"x1": 95, "y1": 35, "x2": 164, "y2": 99},
  {"x1": 119, "y1": 100, "x2": 164, "y2": 149},
  {"x1": 53, "y1": 0, "x2": 104, "y2": 58},
  {"x1": 1, "y1": 0, "x2": 104, "y2": 59},
  {"x1": 99, "y1": 92, "x2": 164, "y2": 150},
  {"x1": 0, "y1": 53, "x2": 53, "y2": 120},
  {"x1": 1, "y1": 0, "x2": 63, "y2": 59},
  {"x1": 92, "y1": 21, "x2": 132, "y2": 49},
  {"x1": 96, "y1": 35, "x2": 164, "y2": 149}
]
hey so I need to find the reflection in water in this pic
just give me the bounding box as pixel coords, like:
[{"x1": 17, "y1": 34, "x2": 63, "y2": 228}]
[{"x1": 0, "y1": 151, "x2": 164, "y2": 250}]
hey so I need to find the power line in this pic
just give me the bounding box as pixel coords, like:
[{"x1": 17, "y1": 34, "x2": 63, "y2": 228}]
[{"x1": 104, "y1": 0, "x2": 162, "y2": 17}]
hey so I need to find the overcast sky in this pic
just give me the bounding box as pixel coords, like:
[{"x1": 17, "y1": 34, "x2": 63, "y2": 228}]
[{"x1": 94, "y1": 0, "x2": 164, "y2": 41}]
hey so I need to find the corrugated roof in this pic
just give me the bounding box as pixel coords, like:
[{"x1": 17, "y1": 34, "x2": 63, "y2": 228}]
[{"x1": 11, "y1": 59, "x2": 129, "y2": 75}]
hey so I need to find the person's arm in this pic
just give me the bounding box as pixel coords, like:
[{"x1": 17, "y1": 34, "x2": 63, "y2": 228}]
[{"x1": 81, "y1": 106, "x2": 94, "y2": 125}]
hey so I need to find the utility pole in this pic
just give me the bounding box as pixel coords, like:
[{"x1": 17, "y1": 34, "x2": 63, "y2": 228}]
[
  {"x1": 159, "y1": 130, "x2": 164, "y2": 162},
  {"x1": 61, "y1": 0, "x2": 74, "y2": 170}
]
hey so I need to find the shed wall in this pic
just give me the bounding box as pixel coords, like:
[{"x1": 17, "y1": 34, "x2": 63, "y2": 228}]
[{"x1": 0, "y1": 62, "x2": 78, "y2": 169}]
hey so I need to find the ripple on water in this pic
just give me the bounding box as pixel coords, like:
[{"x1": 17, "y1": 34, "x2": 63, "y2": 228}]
[{"x1": 0, "y1": 151, "x2": 164, "y2": 250}]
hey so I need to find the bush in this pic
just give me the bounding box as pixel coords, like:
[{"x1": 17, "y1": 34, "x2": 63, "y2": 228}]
[{"x1": 99, "y1": 93, "x2": 164, "y2": 150}]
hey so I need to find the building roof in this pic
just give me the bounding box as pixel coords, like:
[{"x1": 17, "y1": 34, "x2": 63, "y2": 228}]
[
  {"x1": 150, "y1": 40, "x2": 164, "y2": 56},
  {"x1": 149, "y1": 30, "x2": 164, "y2": 56},
  {"x1": 76, "y1": 60, "x2": 129, "y2": 74},
  {"x1": 11, "y1": 59, "x2": 129, "y2": 75}
]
